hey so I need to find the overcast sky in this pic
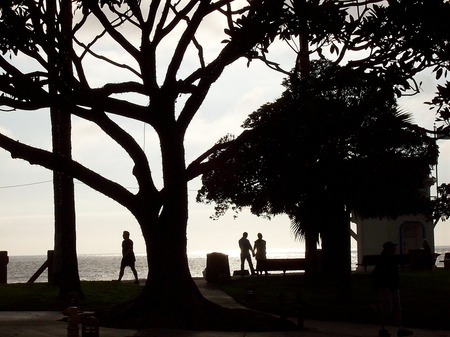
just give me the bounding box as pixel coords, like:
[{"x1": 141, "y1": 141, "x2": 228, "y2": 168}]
[{"x1": 1, "y1": 2, "x2": 449, "y2": 256}]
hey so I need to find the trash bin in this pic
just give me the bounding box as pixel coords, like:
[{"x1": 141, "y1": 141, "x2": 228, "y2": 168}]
[
  {"x1": 204, "y1": 252, "x2": 230, "y2": 283},
  {"x1": 444, "y1": 253, "x2": 450, "y2": 269}
]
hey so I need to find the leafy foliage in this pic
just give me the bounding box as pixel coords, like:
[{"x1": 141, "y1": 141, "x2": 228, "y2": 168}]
[
  {"x1": 347, "y1": 0, "x2": 450, "y2": 88},
  {"x1": 433, "y1": 183, "x2": 450, "y2": 222},
  {"x1": 0, "y1": 0, "x2": 39, "y2": 55},
  {"x1": 198, "y1": 62, "x2": 438, "y2": 234},
  {"x1": 197, "y1": 0, "x2": 450, "y2": 233}
]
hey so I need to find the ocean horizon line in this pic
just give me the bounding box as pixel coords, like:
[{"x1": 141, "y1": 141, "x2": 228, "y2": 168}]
[
  {"x1": 5, "y1": 247, "x2": 308, "y2": 258},
  {"x1": 5, "y1": 246, "x2": 450, "y2": 283},
  {"x1": 7, "y1": 245, "x2": 450, "y2": 258}
]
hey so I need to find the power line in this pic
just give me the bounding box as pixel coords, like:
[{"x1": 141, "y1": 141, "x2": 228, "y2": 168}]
[
  {"x1": 0, "y1": 179, "x2": 201, "y2": 192},
  {"x1": 0, "y1": 180, "x2": 53, "y2": 189}
]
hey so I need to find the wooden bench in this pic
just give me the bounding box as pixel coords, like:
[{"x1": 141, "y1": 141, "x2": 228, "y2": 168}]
[
  {"x1": 256, "y1": 258, "x2": 307, "y2": 275},
  {"x1": 357, "y1": 255, "x2": 378, "y2": 272},
  {"x1": 357, "y1": 254, "x2": 410, "y2": 272},
  {"x1": 439, "y1": 252, "x2": 450, "y2": 269}
]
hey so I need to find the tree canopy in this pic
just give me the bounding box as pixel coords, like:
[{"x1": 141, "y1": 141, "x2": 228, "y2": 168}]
[
  {"x1": 0, "y1": 0, "x2": 296, "y2": 330},
  {"x1": 198, "y1": 62, "x2": 438, "y2": 233},
  {"x1": 1, "y1": 0, "x2": 450, "y2": 330}
]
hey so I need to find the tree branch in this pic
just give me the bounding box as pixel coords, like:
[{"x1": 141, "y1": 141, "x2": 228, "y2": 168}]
[
  {"x1": 146, "y1": 0, "x2": 164, "y2": 34},
  {"x1": 178, "y1": 0, "x2": 285, "y2": 131},
  {"x1": 186, "y1": 129, "x2": 254, "y2": 181},
  {"x1": 73, "y1": 35, "x2": 141, "y2": 79},
  {"x1": 155, "y1": 0, "x2": 201, "y2": 43},
  {"x1": 69, "y1": 104, "x2": 158, "y2": 195},
  {"x1": 254, "y1": 54, "x2": 291, "y2": 76},
  {"x1": 0, "y1": 56, "x2": 49, "y2": 107},
  {"x1": 0, "y1": 133, "x2": 137, "y2": 211},
  {"x1": 164, "y1": 0, "x2": 211, "y2": 86},
  {"x1": 86, "y1": 1, "x2": 140, "y2": 62},
  {"x1": 71, "y1": 89, "x2": 152, "y2": 123}
]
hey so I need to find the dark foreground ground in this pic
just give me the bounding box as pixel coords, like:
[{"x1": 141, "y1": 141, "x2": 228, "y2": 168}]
[{"x1": 1, "y1": 271, "x2": 450, "y2": 336}]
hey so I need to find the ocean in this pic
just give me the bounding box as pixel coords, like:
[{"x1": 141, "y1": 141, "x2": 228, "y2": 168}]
[{"x1": 5, "y1": 247, "x2": 450, "y2": 283}]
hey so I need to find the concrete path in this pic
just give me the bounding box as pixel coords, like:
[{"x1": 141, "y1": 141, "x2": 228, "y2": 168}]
[
  {"x1": 0, "y1": 311, "x2": 136, "y2": 337},
  {"x1": 1, "y1": 279, "x2": 449, "y2": 337}
]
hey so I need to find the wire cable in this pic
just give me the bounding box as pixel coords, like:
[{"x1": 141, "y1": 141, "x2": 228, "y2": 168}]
[{"x1": 0, "y1": 180, "x2": 53, "y2": 189}]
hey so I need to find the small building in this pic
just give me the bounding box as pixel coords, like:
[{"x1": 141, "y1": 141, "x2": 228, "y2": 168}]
[
  {"x1": 352, "y1": 178, "x2": 436, "y2": 271},
  {"x1": 353, "y1": 214, "x2": 435, "y2": 271}
]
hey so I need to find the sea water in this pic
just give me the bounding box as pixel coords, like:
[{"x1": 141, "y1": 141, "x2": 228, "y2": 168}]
[{"x1": 5, "y1": 247, "x2": 450, "y2": 283}]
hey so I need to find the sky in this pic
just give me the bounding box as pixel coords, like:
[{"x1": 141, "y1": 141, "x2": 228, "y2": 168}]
[{"x1": 1, "y1": 2, "x2": 450, "y2": 257}]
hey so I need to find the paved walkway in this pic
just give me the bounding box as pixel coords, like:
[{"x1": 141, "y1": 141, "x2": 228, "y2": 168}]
[{"x1": 1, "y1": 279, "x2": 449, "y2": 337}]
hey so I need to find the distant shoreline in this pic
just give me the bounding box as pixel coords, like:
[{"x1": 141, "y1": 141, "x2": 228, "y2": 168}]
[{"x1": 6, "y1": 245, "x2": 450, "y2": 258}]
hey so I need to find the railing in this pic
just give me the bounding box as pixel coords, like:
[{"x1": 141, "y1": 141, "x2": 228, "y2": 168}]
[
  {"x1": 0, "y1": 250, "x2": 54, "y2": 284},
  {"x1": 0, "y1": 251, "x2": 8, "y2": 283},
  {"x1": 27, "y1": 250, "x2": 54, "y2": 283}
]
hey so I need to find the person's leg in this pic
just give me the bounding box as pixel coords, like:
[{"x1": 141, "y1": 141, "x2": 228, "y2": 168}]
[
  {"x1": 392, "y1": 290, "x2": 413, "y2": 336},
  {"x1": 240, "y1": 254, "x2": 245, "y2": 271},
  {"x1": 378, "y1": 288, "x2": 391, "y2": 336},
  {"x1": 392, "y1": 290, "x2": 402, "y2": 328},
  {"x1": 247, "y1": 255, "x2": 255, "y2": 275},
  {"x1": 118, "y1": 265, "x2": 125, "y2": 281},
  {"x1": 131, "y1": 266, "x2": 139, "y2": 284}
]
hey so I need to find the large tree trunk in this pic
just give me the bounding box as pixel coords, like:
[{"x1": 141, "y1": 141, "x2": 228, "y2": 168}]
[
  {"x1": 98, "y1": 132, "x2": 296, "y2": 330},
  {"x1": 121, "y1": 208, "x2": 215, "y2": 329},
  {"x1": 47, "y1": 0, "x2": 83, "y2": 299},
  {"x1": 304, "y1": 230, "x2": 320, "y2": 275},
  {"x1": 52, "y1": 172, "x2": 82, "y2": 299},
  {"x1": 99, "y1": 196, "x2": 297, "y2": 331},
  {"x1": 321, "y1": 203, "x2": 352, "y2": 303}
]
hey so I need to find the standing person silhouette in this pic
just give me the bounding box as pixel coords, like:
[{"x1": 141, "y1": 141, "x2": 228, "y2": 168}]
[
  {"x1": 118, "y1": 231, "x2": 139, "y2": 284},
  {"x1": 239, "y1": 232, "x2": 255, "y2": 275},
  {"x1": 373, "y1": 241, "x2": 412, "y2": 337},
  {"x1": 253, "y1": 233, "x2": 267, "y2": 275}
]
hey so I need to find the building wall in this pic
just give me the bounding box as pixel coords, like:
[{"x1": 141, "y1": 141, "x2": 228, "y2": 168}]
[{"x1": 354, "y1": 214, "x2": 435, "y2": 271}]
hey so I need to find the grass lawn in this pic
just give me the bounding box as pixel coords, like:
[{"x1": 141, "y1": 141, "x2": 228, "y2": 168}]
[
  {"x1": 217, "y1": 269, "x2": 450, "y2": 331},
  {"x1": 1, "y1": 270, "x2": 449, "y2": 330},
  {"x1": 0, "y1": 281, "x2": 142, "y2": 312}
]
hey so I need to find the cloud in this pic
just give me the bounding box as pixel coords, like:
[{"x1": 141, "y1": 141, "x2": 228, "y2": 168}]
[
  {"x1": 0, "y1": 125, "x2": 13, "y2": 138},
  {"x1": 3, "y1": 1, "x2": 450, "y2": 256},
  {"x1": 185, "y1": 57, "x2": 290, "y2": 162}
]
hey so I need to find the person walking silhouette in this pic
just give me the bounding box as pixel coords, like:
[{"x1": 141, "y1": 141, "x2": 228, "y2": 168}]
[{"x1": 118, "y1": 231, "x2": 139, "y2": 284}]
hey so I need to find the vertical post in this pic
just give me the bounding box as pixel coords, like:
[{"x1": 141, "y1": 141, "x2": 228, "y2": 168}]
[
  {"x1": 0, "y1": 251, "x2": 8, "y2": 283},
  {"x1": 47, "y1": 250, "x2": 54, "y2": 284},
  {"x1": 65, "y1": 306, "x2": 80, "y2": 337},
  {"x1": 296, "y1": 290, "x2": 304, "y2": 328},
  {"x1": 82, "y1": 316, "x2": 99, "y2": 337}
]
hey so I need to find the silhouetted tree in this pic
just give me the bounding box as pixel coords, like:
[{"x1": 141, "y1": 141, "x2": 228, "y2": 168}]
[
  {"x1": 197, "y1": 64, "x2": 437, "y2": 297},
  {"x1": 431, "y1": 83, "x2": 450, "y2": 222},
  {"x1": 0, "y1": 0, "x2": 449, "y2": 329},
  {"x1": 0, "y1": 0, "x2": 295, "y2": 330},
  {"x1": 196, "y1": 0, "x2": 450, "y2": 294},
  {"x1": 45, "y1": 0, "x2": 83, "y2": 300}
]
